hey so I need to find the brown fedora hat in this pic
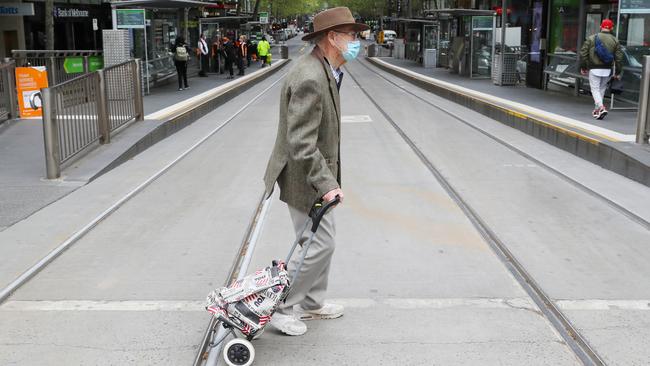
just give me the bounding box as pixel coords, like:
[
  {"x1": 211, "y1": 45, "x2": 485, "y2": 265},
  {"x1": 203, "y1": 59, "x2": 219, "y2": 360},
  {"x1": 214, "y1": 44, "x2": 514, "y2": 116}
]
[{"x1": 302, "y1": 7, "x2": 369, "y2": 41}]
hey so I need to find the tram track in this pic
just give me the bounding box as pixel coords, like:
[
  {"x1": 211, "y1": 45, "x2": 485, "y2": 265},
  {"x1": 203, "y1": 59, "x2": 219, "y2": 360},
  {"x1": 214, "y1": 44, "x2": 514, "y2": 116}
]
[
  {"x1": 356, "y1": 58, "x2": 650, "y2": 233},
  {"x1": 193, "y1": 193, "x2": 272, "y2": 366},
  {"x1": 346, "y1": 61, "x2": 606, "y2": 366},
  {"x1": 0, "y1": 73, "x2": 288, "y2": 306}
]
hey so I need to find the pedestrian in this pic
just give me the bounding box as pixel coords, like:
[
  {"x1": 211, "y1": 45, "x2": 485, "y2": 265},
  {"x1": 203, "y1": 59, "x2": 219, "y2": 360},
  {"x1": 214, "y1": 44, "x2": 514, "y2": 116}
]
[
  {"x1": 245, "y1": 38, "x2": 253, "y2": 67},
  {"x1": 171, "y1": 36, "x2": 190, "y2": 91},
  {"x1": 262, "y1": 7, "x2": 368, "y2": 336},
  {"x1": 248, "y1": 39, "x2": 258, "y2": 65},
  {"x1": 222, "y1": 37, "x2": 236, "y2": 79},
  {"x1": 211, "y1": 35, "x2": 221, "y2": 73},
  {"x1": 236, "y1": 35, "x2": 248, "y2": 76},
  {"x1": 257, "y1": 36, "x2": 271, "y2": 67},
  {"x1": 580, "y1": 19, "x2": 623, "y2": 120},
  {"x1": 198, "y1": 33, "x2": 209, "y2": 77}
]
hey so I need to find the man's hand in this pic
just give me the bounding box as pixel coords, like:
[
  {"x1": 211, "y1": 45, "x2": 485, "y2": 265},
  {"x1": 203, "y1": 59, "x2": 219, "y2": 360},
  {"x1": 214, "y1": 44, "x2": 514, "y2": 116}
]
[
  {"x1": 323, "y1": 188, "x2": 344, "y2": 204},
  {"x1": 613, "y1": 74, "x2": 622, "y2": 80}
]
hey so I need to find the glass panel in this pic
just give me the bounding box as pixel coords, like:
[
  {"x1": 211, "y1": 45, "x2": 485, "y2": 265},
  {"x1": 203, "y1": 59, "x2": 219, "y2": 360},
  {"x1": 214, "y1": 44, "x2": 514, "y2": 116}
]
[
  {"x1": 616, "y1": 13, "x2": 650, "y2": 104},
  {"x1": 549, "y1": 0, "x2": 580, "y2": 53},
  {"x1": 472, "y1": 16, "x2": 494, "y2": 78}
]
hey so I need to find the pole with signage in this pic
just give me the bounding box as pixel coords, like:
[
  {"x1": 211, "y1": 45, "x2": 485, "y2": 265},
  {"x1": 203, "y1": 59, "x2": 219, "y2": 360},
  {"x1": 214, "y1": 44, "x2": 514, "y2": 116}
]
[{"x1": 116, "y1": 9, "x2": 148, "y2": 94}]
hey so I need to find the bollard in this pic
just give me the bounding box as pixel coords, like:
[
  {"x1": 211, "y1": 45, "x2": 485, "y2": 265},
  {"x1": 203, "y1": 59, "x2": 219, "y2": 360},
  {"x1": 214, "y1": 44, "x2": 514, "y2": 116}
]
[
  {"x1": 41, "y1": 88, "x2": 61, "y2": 179},
  {"x1": 636, "y1": 56, "x2": 650, "y2": 144},
  {"x1": 133, "y1": 60, "x2": 144, "y2": 121},
  {"x1": 97, "y1": 70, "x2": 110, "y2": 144}
]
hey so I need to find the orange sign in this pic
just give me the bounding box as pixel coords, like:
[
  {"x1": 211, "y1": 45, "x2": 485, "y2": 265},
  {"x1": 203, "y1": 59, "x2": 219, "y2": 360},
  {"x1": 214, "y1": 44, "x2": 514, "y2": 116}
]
[{"x1": 15, "y1": 66, "x2": 48, "y2": 118}]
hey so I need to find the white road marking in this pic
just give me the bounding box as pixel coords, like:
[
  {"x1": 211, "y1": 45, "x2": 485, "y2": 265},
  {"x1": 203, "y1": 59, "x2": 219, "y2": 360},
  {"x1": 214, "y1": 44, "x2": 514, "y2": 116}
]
[
  {"x1": 4, "y1": 298, "x2": 646, "y2": 312},
  {"x1": 371, "y1": 58, "x2": 636, "y2": 142},
  {"x1": 556, "y1": 299, "x2": 650, "y2": 310},
  {"x1": 342, "y1": 115, "x2": 373, "y2": 123}
]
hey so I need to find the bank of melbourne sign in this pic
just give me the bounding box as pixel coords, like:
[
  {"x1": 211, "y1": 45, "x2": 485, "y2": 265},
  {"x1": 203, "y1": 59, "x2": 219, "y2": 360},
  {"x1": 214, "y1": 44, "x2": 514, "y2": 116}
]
[
  {"x1": 54, "y1": 7, "x2": 90, "y2": 18},
  {"x1": 0, "y1": 3, "x2": 35, "y2": 16}
]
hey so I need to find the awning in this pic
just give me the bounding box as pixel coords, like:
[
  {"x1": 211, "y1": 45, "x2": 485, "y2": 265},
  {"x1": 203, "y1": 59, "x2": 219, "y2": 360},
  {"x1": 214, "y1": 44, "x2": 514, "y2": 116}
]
[
  {"x1": 111, "y1": 0, "x2": 213, "y2": 8},
  {"x1": 424, "y1": 9, "x2": 496, "y2": 17},
  {"x1": 392, "y1": 18, "x2": 439, "y2": 24}
]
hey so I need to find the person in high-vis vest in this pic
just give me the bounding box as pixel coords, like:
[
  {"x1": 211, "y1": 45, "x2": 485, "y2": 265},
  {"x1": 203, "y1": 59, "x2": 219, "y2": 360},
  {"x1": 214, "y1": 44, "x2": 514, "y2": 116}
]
[{"x1": 257, "y1": 37, "x2": 271, "y2": 67}]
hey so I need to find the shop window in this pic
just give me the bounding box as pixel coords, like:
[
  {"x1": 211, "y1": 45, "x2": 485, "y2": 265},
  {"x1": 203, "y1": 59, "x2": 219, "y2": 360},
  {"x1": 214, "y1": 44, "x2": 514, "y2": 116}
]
[{"x1": 550, "y1": 0, "x2": 579, "y2": 53}]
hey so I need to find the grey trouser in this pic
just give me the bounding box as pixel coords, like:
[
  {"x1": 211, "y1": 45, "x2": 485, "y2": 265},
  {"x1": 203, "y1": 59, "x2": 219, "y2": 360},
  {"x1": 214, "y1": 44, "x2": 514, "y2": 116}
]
[
  {"x1": 589, "y1": 70, "x2": 610, "y2": 108},
  {"x1": 279, "y1": 205, "x2": 336, "y2": 314}
]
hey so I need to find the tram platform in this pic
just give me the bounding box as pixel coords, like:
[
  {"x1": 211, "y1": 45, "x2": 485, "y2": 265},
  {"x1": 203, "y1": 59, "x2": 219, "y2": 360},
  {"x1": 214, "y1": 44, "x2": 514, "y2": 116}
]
[
  {"x1": 368, "y1": 56, "x2": 650, "y2": 187},
  {"x1": 0, "y1": 59, "x2": 289, "y2": 230}
]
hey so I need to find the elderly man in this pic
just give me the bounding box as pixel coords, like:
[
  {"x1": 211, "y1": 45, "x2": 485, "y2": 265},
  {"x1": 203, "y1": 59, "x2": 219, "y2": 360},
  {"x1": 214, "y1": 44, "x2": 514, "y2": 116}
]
[{"x1": 263, "y1": 7, "x2": 368, "y2": 336}]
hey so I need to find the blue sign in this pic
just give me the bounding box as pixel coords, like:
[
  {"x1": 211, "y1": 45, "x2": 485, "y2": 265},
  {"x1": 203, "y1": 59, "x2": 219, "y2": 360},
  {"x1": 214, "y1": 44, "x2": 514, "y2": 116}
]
[{"x1": 0, "y1": 3, "x2": 35, "y2": 16}]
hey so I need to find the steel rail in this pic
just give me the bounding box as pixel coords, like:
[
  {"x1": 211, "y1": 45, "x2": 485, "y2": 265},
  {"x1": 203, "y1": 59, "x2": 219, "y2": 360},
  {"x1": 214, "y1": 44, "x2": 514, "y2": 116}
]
[
  {"x1": 346, "y1": 63, "x2": 606, "y2": 366},
  {"x1": 193, "y1": 194, "x2": 273, "y2": 366},
  {"x1": 356, "y1": 58, "x2": 650, "y2": 232},
  {"x1": 0, "y1": 72, "x2": 288, "y2": 304}
]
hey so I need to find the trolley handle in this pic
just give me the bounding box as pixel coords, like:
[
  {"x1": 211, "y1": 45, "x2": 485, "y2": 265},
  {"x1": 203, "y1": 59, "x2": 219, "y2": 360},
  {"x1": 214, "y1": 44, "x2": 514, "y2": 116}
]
[{"x1": 308, "y1": 195, "x2": 340, "y2": 233}]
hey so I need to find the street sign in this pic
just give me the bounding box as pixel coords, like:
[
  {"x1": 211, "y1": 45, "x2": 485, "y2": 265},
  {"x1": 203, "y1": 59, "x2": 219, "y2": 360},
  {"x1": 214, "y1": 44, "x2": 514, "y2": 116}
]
[
  {"x1": 0, "y1": 3, "x2": 35, "y2": 16},
  {"x1": 15, "y1": 66, "x2": 48, "y2": 119},
  {"x1": 89, "y1": 56, "x2": 104, "y2": 72},
  {"x1": 621, "y1": 0, "x2": 650, "y2": 13},
  {"x1": 259, "y1": 11, "x2": 269, "y2": 24},
  {"x1": 93, "y1": 18, "x2": 98, "y2": 31},
  {"x1": 63, "y1": 57, "x2": 84, "y2": 74},
  {"x1": 62, "y1": 56, "x2": 104, "y2": 74},
  {"x1": 116, "y1": 9, "x2": 145, "y2": 29}
]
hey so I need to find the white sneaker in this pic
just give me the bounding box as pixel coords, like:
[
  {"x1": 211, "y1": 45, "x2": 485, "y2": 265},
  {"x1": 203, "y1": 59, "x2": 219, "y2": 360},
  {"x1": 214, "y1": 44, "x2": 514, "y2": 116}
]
[
  {"x1": 295, "y1": 303, "x2": 344, "y2": 321},
  {"x1": 269, "y1": 312, "x2": 307, "y2": 336}
]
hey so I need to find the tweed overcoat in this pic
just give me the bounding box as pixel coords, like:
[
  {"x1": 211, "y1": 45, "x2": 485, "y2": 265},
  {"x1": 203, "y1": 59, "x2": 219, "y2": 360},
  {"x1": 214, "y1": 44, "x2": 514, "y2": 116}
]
[{"x1": 263, "y1": 46, "x2": 341, "y2": 213}]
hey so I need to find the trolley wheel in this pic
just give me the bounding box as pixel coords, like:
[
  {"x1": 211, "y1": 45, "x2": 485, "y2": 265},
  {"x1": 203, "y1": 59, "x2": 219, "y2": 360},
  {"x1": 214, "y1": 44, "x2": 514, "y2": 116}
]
[{"x1": 223, "y1": 338, "x2": 255, "y2": 366}]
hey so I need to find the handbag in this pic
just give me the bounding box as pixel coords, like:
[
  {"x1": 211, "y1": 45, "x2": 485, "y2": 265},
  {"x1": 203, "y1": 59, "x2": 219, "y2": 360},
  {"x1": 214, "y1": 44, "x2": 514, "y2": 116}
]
[{"x1": 609, "y1": 77, "x2": 624, "y2": 95}]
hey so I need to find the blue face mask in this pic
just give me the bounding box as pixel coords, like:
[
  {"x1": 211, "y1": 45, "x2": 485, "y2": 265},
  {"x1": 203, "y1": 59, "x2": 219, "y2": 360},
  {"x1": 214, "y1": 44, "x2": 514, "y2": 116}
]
[{"x1": 342, "y1": 41, "x2": 361, "y2": 61}]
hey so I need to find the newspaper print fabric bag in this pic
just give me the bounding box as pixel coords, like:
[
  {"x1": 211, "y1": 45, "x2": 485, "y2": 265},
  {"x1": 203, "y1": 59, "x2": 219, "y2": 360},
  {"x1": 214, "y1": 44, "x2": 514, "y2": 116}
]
[{"x1": 206, "y1": 261, "x2": 290, "y2": 335}]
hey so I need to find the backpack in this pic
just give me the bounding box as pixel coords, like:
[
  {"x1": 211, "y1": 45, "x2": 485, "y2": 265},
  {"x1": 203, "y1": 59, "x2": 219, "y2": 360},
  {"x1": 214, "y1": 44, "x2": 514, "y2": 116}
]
[
  {"x1": 594, "y1": 35, "x2": 614, "y2": 65},
  {"x1": 175, "y1": 45, "x2": 189, "y2": 61}
]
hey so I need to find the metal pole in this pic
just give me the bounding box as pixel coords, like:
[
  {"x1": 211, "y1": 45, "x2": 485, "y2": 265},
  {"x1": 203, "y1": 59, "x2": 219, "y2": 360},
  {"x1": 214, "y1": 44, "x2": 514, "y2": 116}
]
[
  {"x1": 143, "y1": 20, "x2": 150, "y2": 96},
  {"x1": 83, "y1": 55, "x2": 90, "y2": 74},
  {"x1": 112, "y1": 6, "x2": 118, "y2": 30},
  {"x1": 499, "y1": 0, "x2": 506, "y2": 86},
  {"x1": 97, "y1": 70, "x2": 110, "y2": 144},
  {"x1": 49, "y1": 56, "x2": 58, "y2": 86},
  {"x1": 133, "y1": 60, "x2": 144, "y2": 121},
  {"x1": 41, "y1": 88, "x2": 61, "y2": 179},
  {"x1": 636, "y1": 55, "x2": 650, "y2": 144},
  {"x1": 575, "y1": 0, "x2": 586, "y2": 96},
  {"x1": 8, "y1": 63, "x2": 17, "y2": 119}
]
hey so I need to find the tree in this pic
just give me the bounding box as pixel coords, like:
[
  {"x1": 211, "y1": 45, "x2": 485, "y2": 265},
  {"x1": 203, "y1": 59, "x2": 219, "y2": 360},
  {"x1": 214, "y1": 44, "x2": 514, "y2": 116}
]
[{"x1": 45, "y1": 0, "x2": 54, "y2": 49}]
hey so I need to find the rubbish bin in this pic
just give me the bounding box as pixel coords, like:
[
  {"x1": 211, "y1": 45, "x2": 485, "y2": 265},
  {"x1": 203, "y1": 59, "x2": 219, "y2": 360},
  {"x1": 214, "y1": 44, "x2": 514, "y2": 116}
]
[
  {"x1": 492, "y1": 53, "x2": 518, "y2": 85},
  {"x1": 423, "y1": 49, "x2": 437, "y2": 68},
  {"x1": 280, "y1": 46, "x2": 289, "y2": 60}
]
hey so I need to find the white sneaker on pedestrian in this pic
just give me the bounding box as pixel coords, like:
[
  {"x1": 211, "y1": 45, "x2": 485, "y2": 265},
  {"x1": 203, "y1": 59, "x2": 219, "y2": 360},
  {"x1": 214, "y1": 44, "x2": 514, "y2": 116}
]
[
  {"x1": 596, "y1": 106, "x2": 608, "y2": 120},
  {"x1": 269, "y1": 312, "x2": 307, "y2": 336},
  {"x1": 295, "y1": 303, "x2": 344, "y2": 321}
]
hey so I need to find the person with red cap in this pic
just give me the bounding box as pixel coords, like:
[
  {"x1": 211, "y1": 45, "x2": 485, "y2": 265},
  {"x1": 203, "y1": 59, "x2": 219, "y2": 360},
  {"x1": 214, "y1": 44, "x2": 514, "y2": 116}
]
[{"x1": 580, "y1": 19, "x2": 624, "y2": 120}]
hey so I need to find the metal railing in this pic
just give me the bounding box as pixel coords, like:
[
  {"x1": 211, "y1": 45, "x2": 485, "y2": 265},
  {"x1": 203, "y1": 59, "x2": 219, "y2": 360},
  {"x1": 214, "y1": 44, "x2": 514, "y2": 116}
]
[
  {"x1": 0, "y1": 60, "x2": 18, "y2": 123},
  {"x1": 12, "y1": 50, "x2": 103, "y2": 86},
  {"x1": 41, "y1": 59, "x2": 144, "y2": 179},
  {"x1": 636, "y1": 56, "x2": 650, "y2": 144}
]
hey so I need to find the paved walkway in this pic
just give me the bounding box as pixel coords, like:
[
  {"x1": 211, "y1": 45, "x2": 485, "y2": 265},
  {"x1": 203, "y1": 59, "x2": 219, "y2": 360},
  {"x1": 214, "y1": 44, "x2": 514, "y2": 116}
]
[
  {"x1": 0, "y1": 55, "x2": 290, "y2": 231},
  {"x1": 380, "y1": 57, "x2": 638, "y2": 135}
]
